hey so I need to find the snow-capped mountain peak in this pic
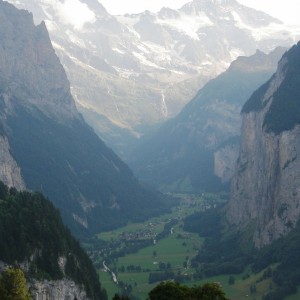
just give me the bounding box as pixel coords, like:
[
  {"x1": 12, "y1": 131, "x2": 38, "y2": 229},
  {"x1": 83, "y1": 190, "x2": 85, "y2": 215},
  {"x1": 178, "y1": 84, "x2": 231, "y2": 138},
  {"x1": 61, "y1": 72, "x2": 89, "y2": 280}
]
[{"x1": 6, "y1": 0, "x2": 300, "y2": 155}]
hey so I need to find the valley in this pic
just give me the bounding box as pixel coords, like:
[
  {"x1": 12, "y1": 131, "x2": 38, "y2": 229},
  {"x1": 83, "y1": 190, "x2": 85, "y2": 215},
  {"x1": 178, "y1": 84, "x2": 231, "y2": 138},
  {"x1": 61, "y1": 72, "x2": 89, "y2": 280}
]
[
  {"x1": 85, "y1": 193, "x2": 225, "y2": 299},
  {"x1": 1, "y1": 1, "x2": 300, "y2": 300},
  {"x1": 83, "y1": 192, "x2": 295, "y2": 300},
  {"x1": 86, "y1": 190, "x2": 300, "y2": 300}
]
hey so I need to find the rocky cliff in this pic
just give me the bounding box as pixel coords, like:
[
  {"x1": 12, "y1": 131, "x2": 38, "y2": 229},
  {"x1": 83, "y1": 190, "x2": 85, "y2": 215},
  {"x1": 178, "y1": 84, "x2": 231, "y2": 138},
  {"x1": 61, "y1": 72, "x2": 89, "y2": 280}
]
[
  {"x1": 0, "y1": 2, "x2": 79, "y2": 121},
  {"x1": 227, "y1": 41, "x2": 300, "y2": 248},
  {"x1": 29, "y1": 279, "x2": 88, "y2": 300},
  {"x1": 0, "y1": 135, "x2": 25, "y2": 190}
]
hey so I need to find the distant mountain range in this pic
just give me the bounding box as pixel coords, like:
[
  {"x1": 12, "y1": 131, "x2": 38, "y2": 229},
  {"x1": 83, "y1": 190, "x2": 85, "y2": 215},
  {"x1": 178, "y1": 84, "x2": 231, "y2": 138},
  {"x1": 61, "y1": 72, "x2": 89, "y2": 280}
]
[
  {"x1": 7, "y1": 0, "x2": 300, "y2": 156},
  {"x1": 127, "y1": 47, "x2": 286, "y2": 193},
  {"x1": 0, "y1": 0, "x2": 167, "y2": 235}
]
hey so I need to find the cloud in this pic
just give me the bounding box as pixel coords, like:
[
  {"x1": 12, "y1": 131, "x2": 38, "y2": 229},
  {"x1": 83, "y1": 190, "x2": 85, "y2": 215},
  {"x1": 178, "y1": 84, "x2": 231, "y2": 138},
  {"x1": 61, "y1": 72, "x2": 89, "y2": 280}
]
[{"x1": 55, "y1": 0, "x2": 96, "y2": 29}]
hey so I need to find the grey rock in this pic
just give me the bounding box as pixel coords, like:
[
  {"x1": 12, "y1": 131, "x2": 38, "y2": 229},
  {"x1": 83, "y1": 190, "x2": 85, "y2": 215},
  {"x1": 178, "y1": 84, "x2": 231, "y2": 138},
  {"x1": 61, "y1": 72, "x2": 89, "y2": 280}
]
[
  {"x1": 227, "y1": 48, "x2": 300, "y2": 247},
  {"x1": 29, "y1": 279, "x2": 89, "y2": 300},
  {"x1": 0, "y1": 134, "x2": 25, "y2": 190}
]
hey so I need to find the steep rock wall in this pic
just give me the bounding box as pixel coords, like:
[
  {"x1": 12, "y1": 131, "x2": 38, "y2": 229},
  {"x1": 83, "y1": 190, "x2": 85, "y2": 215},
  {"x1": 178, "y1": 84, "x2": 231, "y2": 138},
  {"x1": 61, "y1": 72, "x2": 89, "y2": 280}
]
[
  {"x1": 227, "y1": 45, "x2": 300, "y2": 247},
  {"x1": 29, "y1": 279, "x2": 89, "y2": 300},
  {"x1": 0, "y1": 135, "x2": 25, "y2": 190}
]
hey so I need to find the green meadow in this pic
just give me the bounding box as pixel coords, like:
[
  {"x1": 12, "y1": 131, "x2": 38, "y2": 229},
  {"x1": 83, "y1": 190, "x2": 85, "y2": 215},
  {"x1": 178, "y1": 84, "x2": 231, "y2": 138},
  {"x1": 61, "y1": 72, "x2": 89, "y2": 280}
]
[{"x1": 91, "y1": 193, "x2": 287, "y2": 300}]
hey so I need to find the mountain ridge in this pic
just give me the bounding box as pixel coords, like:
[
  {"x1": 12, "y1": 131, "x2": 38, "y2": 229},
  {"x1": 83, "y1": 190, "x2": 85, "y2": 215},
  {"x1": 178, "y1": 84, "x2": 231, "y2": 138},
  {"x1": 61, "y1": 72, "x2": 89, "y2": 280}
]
[
  {"x1": 6, "y1": 0, "x2": 299, "y2": 156},
  {"x1": 0, "y1": 0, "x2": 168, "y2": 235},
  {"x1": 127, "y1": 47, "x2": 285, "y2": 193}
]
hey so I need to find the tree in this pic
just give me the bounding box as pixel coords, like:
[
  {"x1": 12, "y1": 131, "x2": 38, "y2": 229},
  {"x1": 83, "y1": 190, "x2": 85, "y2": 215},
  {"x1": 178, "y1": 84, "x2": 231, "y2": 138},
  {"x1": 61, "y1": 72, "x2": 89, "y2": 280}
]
[
  {"x1": 148, "y1": 281, "x2": 229, "y2": 300},
  {"x1": 0, "y1": 268, "x2": 32, "y2": 300},
  {"x1": 191, "y1": 282, "x2": 229, "y2": 300},
  {"x1": 112, "y1": 294, "x2": 130, "y2": 300},
  {"x1": 148, "y1": 281, "x2": 189, "y2": 300}
]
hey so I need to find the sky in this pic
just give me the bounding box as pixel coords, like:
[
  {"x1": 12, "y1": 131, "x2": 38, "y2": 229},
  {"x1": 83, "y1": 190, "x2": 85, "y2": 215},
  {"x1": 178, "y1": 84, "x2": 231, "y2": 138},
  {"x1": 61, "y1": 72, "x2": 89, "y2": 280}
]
[{"x1": 99, "y1": 0, "x2": 300, "y2": 25}]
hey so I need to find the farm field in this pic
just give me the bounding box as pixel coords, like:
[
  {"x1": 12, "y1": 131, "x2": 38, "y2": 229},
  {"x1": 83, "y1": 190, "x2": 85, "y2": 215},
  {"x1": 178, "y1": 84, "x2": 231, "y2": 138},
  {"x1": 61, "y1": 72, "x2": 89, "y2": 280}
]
[
  {"x1": 89, "y1": 193, "x2": 284, "y2": 300},
  {"x1": 91, "y1": 193, "x2": 214, "y2": 299}
]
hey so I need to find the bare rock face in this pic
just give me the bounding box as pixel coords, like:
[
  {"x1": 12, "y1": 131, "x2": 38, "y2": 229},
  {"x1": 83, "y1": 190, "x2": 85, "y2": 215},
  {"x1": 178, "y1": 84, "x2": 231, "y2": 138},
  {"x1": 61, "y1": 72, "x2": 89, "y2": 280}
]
[
  {"x1": 227, "y1": 42, "x2": 300, "y2": 248},
  {"x1": 0, "y1": 1, "x2": 79, "y2": 122},
  {"x1": 0, "y1": 135, "x2": 25, "y2": 190},
  {"x1": 214, "y1": 142, "x2": 239, "y2": 183},
  {"x1": 29, "y1": 279, "x2": 89, "y2": 300}
]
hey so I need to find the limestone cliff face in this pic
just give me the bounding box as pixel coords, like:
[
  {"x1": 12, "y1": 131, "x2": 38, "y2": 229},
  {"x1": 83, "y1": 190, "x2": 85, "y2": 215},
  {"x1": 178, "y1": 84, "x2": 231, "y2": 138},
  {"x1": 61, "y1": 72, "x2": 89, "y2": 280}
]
[
  {"x1": 227, "y1": 42, "x2": 300, "y2": 248},
  {"x1": 29, "y1": 279, "x2": 89, "y2": 300},
  {"x1": 214, "y1": 142, "x2": 239, "y2": 184},
  {"x1": 0, "y1": 135, "x2": 25, "y2": 190},
  {"x1": 0, "y1": 1, "x2": 79, "y2": 121}
]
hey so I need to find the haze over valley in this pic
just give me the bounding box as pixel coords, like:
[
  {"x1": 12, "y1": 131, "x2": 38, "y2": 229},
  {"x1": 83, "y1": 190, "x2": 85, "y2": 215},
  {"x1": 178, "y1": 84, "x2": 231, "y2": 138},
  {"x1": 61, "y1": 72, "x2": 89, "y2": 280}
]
[{"x1": 1, "y1": 1, "x2": 300, "y2": 299}]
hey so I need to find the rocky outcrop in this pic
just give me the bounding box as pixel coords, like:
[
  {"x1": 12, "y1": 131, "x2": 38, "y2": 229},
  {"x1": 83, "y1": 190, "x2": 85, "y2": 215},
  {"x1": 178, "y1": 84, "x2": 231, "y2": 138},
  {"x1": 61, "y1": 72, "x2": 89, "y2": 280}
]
[
  {"x1": 227, "y1": 42, "x2": 300, "y2": 248},
  {"x1": 0, "y1": 1, "x2": 79, "y2": 122},
  {"x1": 0, "y1": 135, "x2": 25, "y2": 190},
  {"x1": 214, "y1": 141, "x2": 239, "y2": 183},
  {"x1": 29, "y1": 279, "x2": 88, "y2": 300}
]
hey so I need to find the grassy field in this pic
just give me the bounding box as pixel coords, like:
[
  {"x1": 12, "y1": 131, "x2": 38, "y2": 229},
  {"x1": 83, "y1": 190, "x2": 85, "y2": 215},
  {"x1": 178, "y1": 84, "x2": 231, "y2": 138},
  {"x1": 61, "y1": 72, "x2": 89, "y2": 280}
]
[{"x1": 90, "y1": 193, "x2": 290, "y2": 300}]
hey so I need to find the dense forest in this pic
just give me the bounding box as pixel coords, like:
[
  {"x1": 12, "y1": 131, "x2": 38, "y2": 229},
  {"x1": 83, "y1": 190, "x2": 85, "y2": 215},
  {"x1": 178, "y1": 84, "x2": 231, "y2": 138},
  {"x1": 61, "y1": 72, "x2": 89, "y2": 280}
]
[
  {"x1": 0, "y1": 181, "x2": 107, "y2": 300},
  {"x1": 113, "y1": 281, "x2": 229, "y2": 300},
  {"x1": 5, "y1": 104, "x2": 170, "y2": 236}
]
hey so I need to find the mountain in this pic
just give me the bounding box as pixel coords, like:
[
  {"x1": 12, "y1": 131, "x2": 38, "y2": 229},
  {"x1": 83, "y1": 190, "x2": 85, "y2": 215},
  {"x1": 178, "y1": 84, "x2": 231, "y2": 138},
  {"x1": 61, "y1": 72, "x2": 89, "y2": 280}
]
[
  {"x1": 226, "y1": 41, "x2": 300, "y2": 248},
  {"x1": 0, "y1": 181, "x2": 107, "y2": 300},
  {"x1": 184, "y1": 41, "x2": 300, "y2": 300},
  {"x1": 0, "y1": 0, "x2": 167, "y2": 235},
  {"x1": 6, "y1": 0, "x2": 300, "y2": 156},
  {"x1": 127, "y1": 47, "x2": 285, "y2": 193}
]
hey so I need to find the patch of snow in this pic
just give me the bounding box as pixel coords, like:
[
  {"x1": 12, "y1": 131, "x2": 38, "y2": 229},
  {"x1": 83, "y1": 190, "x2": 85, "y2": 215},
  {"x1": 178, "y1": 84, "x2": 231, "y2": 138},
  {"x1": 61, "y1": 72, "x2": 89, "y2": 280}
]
[
  {"x1": 132, "y1": 51, "x2": 165, "y2": 69},
  {"x1": 51, "y1": 41, "x2": 65, "y2": 51},
  {"x1": 229, "y1": 48, "x2": 245, "y2": 60},
  {"x1": 65, "y1": 30, "x2": 87, "y2": 48},
  {"x1": 141, "y1": 41, "x2": 173, "y2": 64},
  {"x1": 156, "y1": 11, "x2": 213, "y2": 40},
  {"x1": 113, "y1": 66, "x2": 135, "y2": 79},
  {"x1": 45, "y1": 20, "x2": 58, "y2": 32},
  {"x1": 201, "y1": 61, "x2": 213, "y2": 66},
  {"x1": 112, "y1": 48, "x2": 126, "y2": 54},
  {"x1": 231, "y1": 11, "x2": 299, "y2": 42},
  {"x1": 116, "y1": 15, "x2": 141, "y2": 38},
  {"x1": 117, "y1": 15, "x2": 141, "y2": 27},
  {"x1": 170, "y1": 69, "x2": 185, "y2": 75},
  {"x1": 160, "y1": 91, "x2": 168, "y2": 117}
]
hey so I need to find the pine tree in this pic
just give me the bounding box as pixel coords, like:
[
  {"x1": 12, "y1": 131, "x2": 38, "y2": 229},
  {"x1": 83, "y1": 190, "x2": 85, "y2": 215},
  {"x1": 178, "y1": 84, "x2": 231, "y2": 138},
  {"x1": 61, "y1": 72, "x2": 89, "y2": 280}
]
[{"x1": 0, "y1": 268, "x2": 32, "y2": 300}]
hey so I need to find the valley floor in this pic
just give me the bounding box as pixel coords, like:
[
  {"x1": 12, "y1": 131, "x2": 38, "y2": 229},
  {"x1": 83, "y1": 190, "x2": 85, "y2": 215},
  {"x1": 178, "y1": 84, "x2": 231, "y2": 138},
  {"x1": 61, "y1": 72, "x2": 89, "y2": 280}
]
[{"x1": 83, "y1": 192, "x2": 300, "y2": 300}]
